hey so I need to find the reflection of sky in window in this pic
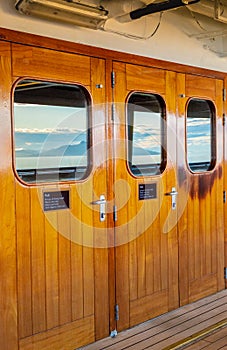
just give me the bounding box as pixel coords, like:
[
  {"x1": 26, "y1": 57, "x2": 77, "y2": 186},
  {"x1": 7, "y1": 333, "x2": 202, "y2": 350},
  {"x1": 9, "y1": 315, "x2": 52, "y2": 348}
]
[
  {"x1": 14, "y1": 104, "x2": 86, "y2": 131},
  {"x1": 15, "y1": 103, "x2": 213, "y2": 167},
  {"x1": 132, "y1": 111, "x2": 161, "y2": 160},
  {"x1": 187, "y1": 117, "x2": 211, "y2": 163},
  {"x1": 14, "y1": 103, "x2": 87, "y2": 152}
]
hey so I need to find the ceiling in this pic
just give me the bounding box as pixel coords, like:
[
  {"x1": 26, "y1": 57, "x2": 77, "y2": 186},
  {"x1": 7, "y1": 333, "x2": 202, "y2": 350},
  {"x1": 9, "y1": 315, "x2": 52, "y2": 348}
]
[
  {"x1": 15, "y1": 0, "x2": 227, "y2": 27},
  {"x1": 14, "y1": 0, "x2": 227, "y2": 56}
]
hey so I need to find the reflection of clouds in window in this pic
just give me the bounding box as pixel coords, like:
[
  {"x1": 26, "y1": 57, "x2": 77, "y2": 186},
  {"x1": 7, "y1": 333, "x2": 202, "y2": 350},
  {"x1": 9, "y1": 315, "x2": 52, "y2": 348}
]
[
  {"x1": 14, "y1": 104, "x2": 87, "y2": 152},
  {"x1": 135, "y1": 125, "x2": 160, "y2": 133},
  {"x1": 133, "y1": 122, "x2": 161, "y2": 153},
  {"x1": 187, "y1": 118, "x2": 210, "y2": 127},
  {"x1": 127, "y1": 93, "x2": 165, "y2": 176},
  {"x1": 134, "y1": 129, "x2": 160, "y2": 136},
  {"x1": 14, "y1": 80, "x2": 90, "y2": 183},
  {"x1": 14, "y1": 103, "x2": 86, "y2": 131},
  {"x1": 187, "y1": 135, "x2": 211, "y2": 145},
  {"x1": 134, "y1": 136, "x2": 161, "y2": 150},
  {"x1": 186, "y1": 98, "x2": 215, "y2": 171}
]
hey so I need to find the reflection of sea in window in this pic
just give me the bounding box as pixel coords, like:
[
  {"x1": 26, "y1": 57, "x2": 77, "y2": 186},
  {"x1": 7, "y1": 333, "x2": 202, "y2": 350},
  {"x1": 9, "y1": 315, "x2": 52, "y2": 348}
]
[
  {"x1": 127, "y1": 93, "x2": 166, "y2": 176},
  {"x1": 14, "y1": 79, "x2": 90, "y2": 183},
  {"x1": 186, "y1": 99, "x2": 215, "y2": 172}
]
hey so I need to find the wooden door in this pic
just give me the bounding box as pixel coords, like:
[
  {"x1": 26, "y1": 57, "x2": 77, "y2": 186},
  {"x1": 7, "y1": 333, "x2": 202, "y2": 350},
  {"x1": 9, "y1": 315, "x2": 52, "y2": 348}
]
[
  {"x1": 112, "y1": 63, "x2": 226, "y2": 332},
  {"x1": 0, "y1": 42, "x2": 18, "y2": 350},
  {"x1": 113, "y1": 62, "x2": 179, "y2": 331},
  {"x1": 11, "y1": 44, "x2": 110, "y2": 349},
  {"x1": 177, "y1": 74, "x2": 225, "y2": 305}
]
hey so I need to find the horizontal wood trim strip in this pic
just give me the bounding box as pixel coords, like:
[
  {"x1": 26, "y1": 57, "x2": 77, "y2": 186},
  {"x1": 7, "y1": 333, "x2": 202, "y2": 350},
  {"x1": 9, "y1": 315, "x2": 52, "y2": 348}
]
[
  {"x1": 19, "y1": 316, "x2": 95, "y2": 350},
  {"x1": 0, "y1": 27, "x2": 225, "y2": 79}
]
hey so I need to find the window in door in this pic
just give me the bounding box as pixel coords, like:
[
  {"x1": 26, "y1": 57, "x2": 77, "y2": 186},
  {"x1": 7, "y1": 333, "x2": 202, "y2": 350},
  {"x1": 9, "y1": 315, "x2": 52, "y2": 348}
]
[
  {"x1": 127, "y1": 92, "x2": 166, "y2": 176},
  {"x1": 186, "y1": 98, "x2": 216, "y2": 172},
  {"x1": 13, "y1": 79, "x2": 91, "y2": 183}
]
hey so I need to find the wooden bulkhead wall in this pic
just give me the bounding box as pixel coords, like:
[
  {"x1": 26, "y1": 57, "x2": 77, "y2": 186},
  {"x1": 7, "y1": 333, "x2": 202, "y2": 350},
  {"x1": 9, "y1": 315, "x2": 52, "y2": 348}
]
[{"x1": 0, "y1": 27, "x2": 226, "y2": 350}]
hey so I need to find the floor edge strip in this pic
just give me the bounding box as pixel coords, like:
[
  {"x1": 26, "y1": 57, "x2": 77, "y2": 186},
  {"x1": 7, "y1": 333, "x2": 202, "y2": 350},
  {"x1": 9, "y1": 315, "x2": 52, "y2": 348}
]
[{"x1": 163, "y1": 318, "x2": 227, "y2": 350}]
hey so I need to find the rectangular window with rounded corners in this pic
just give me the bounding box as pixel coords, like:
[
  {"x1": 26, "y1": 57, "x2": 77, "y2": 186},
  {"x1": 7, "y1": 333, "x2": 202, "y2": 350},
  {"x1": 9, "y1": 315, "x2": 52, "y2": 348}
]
[
  {"x1": 127, "y1": 92, "x2": 166, "y2": 177},
  {"x1": 186, "y1": 98, "x2": 216, "y2": 172},
  {"x1": 14, "y1": 79, "x2": 91, "y2": 183}
]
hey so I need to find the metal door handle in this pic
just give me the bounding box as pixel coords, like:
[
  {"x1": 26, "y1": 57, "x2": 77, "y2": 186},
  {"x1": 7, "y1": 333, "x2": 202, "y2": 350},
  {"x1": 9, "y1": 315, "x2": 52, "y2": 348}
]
[
  {"x1": 91, "y1": 198, "x2": 107, "y2": 205},
  {"x1": 91, "y1": 195, "x2": 106, "y2": 222},
  {"x1": 165, "y1": 187, "x2": 178, "y2": 210},
  {"x1": 166, "y1": 189, "x2": 178, "y2": 196}
]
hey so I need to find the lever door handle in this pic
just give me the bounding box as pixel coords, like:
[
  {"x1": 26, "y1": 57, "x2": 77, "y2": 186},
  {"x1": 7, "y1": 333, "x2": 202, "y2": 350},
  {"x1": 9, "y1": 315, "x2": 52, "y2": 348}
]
[
  {"x1": 165, "y1": 189, "x2": 178, "y2": 196},
  {"x1": 165, "y1": 187, "x2": 178, "y2": 210},
  {"x1": 91, "y1": 198, "x2": 107, "y2": 205},
  {"x1": 90, "y1": 195, "x2": 106, "y2": 222}
]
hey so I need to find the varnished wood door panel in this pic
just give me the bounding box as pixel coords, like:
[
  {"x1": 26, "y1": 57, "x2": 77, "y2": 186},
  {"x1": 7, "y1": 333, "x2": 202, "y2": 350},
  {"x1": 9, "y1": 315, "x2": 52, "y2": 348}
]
[
  {"x1": 185, "y1": 75, "x2": 216, "y2": 100},
  {"x1": 113, "y1": 62, "x2": 179, "y2": 331},
  {"x1": 113, "y1": 64, "x2": 225, "y2": 333},
  {"x1": 12, "y1": 45, "x2": 109, "y2": 349},
  {"x1": 12, "y1": 44, "x2": 90, "y2": 85},
  {"x1": 0, "y1": 42, "x2": 17, "y2": 350},
  {"x1": 177, "y1": 74, "x2": 225, "y2": 305},
  {"x1": 126, "y1": 64, "x2": 166, "y2": 93}
]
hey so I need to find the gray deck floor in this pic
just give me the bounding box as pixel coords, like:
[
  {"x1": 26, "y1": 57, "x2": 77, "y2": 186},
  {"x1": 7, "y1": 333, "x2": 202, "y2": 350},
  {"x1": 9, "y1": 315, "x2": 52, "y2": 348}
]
[{"x1": 79, "y1": 289, "x2": 227, "y2": 350}]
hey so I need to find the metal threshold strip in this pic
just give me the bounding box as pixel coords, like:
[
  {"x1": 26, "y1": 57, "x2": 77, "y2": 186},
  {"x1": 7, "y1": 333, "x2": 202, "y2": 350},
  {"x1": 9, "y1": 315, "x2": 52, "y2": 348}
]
[{"x1": 164, "y1": 318, "x2": 227, "y2": 350}]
